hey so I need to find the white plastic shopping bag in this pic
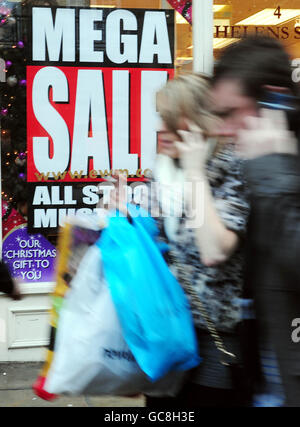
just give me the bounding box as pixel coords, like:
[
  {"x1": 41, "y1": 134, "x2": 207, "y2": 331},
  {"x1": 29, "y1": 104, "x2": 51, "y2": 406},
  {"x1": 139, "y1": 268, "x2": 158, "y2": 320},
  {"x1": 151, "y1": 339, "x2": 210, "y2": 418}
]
[{"x1": 44, "y1": 245, "x2": 185, "y2": 396}]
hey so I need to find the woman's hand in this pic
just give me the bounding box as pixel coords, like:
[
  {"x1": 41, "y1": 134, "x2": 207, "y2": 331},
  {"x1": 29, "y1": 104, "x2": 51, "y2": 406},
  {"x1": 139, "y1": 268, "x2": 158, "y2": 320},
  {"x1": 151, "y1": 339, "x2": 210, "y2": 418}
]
[
  {"x1": 236, "y1": 109, "x2": 298, "y2": 160},
  {"x1": 106, "y1": 172, "x2": 129, "y2": 216},
  {"x1": 175, "y1": 120, "x2": 209, "y2": 176}
]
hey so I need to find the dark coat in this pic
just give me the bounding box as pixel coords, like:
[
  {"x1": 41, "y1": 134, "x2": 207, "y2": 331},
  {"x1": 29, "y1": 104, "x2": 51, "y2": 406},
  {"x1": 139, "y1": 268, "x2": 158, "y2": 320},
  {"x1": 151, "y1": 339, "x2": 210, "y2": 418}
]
[
  {"x1": 244, "y1": 153, "x2": 300, "y2": 407},
  {"x1": 0, "y1": 261, "x2": 14, "y2": 296}
]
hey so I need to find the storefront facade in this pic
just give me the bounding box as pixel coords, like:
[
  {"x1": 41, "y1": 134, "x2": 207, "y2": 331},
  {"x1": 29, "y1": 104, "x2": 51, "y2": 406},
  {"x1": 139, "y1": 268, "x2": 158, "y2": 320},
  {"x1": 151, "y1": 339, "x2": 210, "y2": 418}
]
[{"x1": 0, "y1": 0, "x2": 299, "y2": 361}]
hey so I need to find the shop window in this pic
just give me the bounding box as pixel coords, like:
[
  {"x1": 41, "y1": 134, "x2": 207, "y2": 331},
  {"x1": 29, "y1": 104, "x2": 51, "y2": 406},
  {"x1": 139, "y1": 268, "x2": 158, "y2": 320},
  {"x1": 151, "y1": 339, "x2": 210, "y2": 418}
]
[
  {"x1": 88, "y1": 0, "x2": 193, "y2": 73},
  {"x1": 213, "y1": 0, "x2": 300, "y2": 60},
  {"x1": 0, "y1": 0, "x2": 194, "y2": 286}
]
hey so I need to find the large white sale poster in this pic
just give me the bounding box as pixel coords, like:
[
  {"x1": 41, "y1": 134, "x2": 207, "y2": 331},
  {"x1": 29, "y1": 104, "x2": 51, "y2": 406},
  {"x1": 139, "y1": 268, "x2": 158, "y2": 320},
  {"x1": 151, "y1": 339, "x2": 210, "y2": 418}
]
[{"x1": 26, "y1": 6, "x2": 174, "y2": 232}]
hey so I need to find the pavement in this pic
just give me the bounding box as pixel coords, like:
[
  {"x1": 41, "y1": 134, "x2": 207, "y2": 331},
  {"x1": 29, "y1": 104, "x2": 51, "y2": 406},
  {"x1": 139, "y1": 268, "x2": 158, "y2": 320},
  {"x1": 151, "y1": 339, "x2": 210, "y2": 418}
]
[{"x1": 0, "y1": 362, "x2": 145, "y2": 407}]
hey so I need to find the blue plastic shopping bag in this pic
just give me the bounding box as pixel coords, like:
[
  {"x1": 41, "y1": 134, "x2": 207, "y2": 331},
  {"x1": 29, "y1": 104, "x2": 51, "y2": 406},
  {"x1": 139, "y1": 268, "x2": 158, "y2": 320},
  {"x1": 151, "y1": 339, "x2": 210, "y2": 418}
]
[{"x1": 96, "y1": 205, "x2": 200, "y2": 381}]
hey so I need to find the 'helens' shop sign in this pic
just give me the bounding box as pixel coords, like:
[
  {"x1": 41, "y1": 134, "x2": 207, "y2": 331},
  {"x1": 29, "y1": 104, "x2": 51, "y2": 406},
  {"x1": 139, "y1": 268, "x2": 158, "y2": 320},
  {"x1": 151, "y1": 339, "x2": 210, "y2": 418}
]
[{"x1": 26, "y1": 6, "x2": 174, "y2": 233}]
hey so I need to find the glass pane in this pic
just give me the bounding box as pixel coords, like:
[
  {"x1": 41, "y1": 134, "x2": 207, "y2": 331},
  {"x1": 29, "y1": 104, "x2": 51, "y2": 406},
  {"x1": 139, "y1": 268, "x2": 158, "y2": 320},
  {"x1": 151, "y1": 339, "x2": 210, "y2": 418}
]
[
  {"x1": 88, "y1": 0, "x2": 193, "y2": 73},
  {"x1": 1, "y1": 0, "x2": 191, "y2": 243},
  {"x1": 0, "y1": 0, "x2": 194, "y2": 268},
  {"x1": 213, "y1": 0, "x2": 300, "y2": 60}
]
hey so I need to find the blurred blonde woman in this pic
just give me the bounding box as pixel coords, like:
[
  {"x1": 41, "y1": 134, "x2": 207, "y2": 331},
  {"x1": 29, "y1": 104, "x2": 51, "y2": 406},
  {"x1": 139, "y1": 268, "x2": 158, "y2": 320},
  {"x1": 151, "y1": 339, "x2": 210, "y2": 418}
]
[{"x1": 145, "y1": 73, "x2": 251, "y2": 407}]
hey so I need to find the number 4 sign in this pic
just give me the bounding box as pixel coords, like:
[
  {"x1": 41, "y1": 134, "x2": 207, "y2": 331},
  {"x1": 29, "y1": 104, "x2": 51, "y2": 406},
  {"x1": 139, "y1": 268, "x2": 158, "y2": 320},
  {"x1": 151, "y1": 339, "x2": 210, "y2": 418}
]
[{"x1": 274, "y1": 6, "x2": 281, "y2": 19}]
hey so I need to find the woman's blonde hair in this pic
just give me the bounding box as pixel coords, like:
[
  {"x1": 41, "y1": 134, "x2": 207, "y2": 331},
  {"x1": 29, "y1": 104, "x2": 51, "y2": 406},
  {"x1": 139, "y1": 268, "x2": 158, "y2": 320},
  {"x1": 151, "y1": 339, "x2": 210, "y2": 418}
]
[{"x1": 156, "y1": 73, "x2": 217, "y2": 138}]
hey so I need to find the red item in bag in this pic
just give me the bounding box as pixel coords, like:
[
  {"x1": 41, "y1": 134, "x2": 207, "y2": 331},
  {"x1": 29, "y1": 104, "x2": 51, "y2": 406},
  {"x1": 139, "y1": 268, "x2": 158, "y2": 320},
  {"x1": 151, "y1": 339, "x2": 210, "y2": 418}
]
[{"x1": 32, "y1": 375, "x2": 58, "y2": 401}]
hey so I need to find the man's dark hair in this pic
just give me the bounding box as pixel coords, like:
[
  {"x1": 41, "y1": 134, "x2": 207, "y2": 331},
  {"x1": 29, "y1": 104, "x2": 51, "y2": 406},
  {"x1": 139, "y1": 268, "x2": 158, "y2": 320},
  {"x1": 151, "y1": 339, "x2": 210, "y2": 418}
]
[{"x1": 213, "y1": 35, "x2": 299, "y2": 101}]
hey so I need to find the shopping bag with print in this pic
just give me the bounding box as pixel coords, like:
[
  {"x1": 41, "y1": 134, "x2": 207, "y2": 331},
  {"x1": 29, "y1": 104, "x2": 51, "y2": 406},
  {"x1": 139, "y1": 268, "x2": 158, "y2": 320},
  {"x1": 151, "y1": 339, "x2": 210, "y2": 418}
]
[
  {"x1": 32, "y1": 213, "x2": 105, "y2": 400},
  {"x1": 44, "y1": 244, "x2": 186, "y2": 396},
  {"x1": 97, "y1": 205, "x2": 200, "y2": 381}
]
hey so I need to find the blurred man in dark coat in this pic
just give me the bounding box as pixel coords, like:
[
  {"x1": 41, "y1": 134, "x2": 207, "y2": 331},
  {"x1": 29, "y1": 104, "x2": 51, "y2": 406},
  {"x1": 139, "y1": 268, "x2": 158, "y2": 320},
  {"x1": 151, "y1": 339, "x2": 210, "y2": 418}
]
[{"x1": 211, "y1": 35, "x2": 300, "y2": 406}]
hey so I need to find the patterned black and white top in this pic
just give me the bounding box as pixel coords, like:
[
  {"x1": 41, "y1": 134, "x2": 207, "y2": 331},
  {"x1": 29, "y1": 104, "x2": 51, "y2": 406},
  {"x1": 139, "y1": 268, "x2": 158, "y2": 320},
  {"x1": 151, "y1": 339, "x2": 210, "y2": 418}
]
[{"x1": 155, "y1": 143, "x2": 250, "y2": 334}]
